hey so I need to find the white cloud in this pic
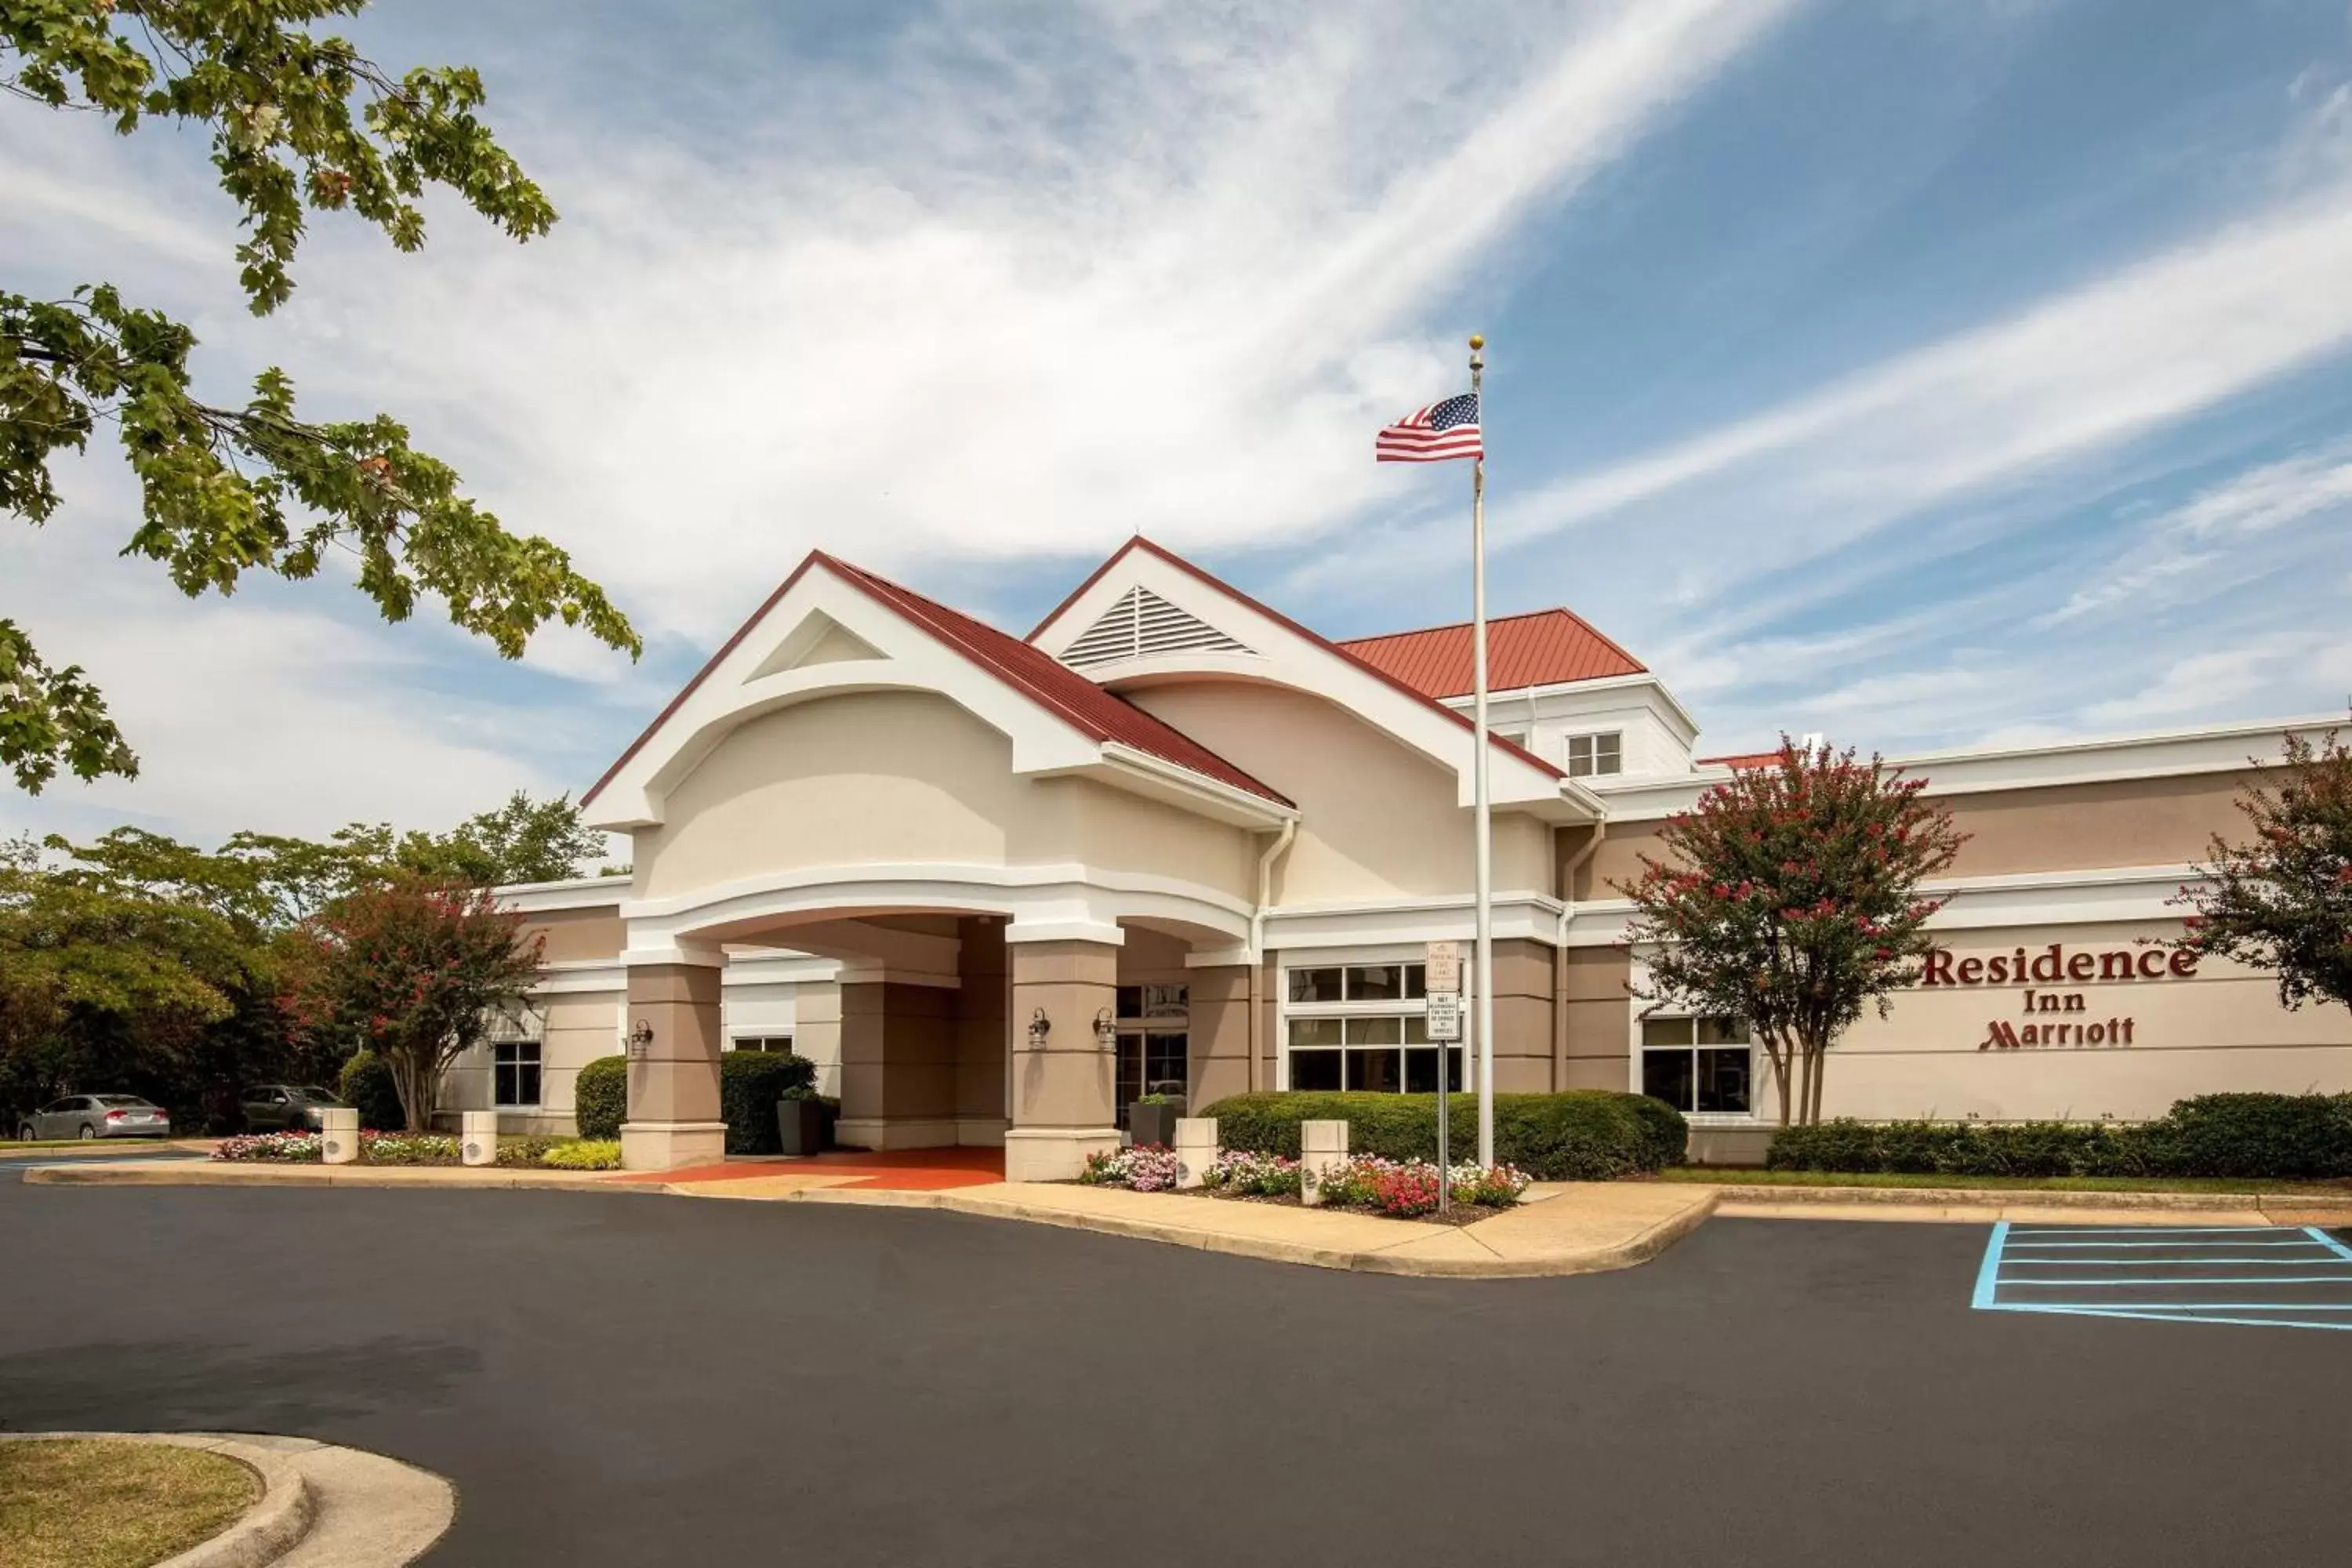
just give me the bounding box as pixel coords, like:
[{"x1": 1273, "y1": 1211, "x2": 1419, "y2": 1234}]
[
  {"x1": 3, "y1": 2, "x2": 1795, "y2": 838},
  {"x1": 1497, "y1": 186, "x2": 2352, "y2": 593}
]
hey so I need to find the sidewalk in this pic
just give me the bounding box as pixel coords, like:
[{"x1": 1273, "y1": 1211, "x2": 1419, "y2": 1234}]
[
  {"x1": 1706, "y1": 1182, "x2": 2352, "y2": 1228},
  {"x1": 27, "y1": 1157, "x2": 1718, "y2": 1278},
  {"x1": 778, "y1": 1178, "x2": 1719, "y2": 1278}
]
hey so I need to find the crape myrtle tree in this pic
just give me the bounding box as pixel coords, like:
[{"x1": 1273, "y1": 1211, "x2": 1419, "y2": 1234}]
[
  {"x1": 1, "y1": 0, "x2": 638, "y2": 794},
  {"x1": 279, "y1": 877, "x2": 543, "y2": 1131},
  {"x1": 2167, "y1": 724, "x2": 2352, "y2": 1012},
  {"x1": 1617, "y1": 739, "x2": 1966, "y2": 1127}
]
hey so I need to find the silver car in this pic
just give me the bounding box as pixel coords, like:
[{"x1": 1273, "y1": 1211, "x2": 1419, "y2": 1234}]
[
  {"x1": 239, "y1": 1083, "x2": 346, "y2": 1132},
  {"x1": 16, "y1": 1094, "x2": 174, "y2": 1141}
]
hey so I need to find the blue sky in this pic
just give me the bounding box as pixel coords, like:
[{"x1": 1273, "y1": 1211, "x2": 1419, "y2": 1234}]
[{"x1": 6, "y1": 0, "x2": 2352, "y2": 845}]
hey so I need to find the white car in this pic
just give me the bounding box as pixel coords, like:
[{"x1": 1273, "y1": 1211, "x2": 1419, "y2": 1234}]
[{"x1": 16, "y1": 1095, "x2": 174, "y2": 1141}]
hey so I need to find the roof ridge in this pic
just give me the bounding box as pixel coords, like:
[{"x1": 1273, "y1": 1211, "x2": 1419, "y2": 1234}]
[{"x1": 1036, "y1": 535, "x2": 1566, "y2": 781}]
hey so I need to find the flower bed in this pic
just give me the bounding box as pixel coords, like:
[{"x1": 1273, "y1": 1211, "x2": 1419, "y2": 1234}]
[
  {"x1": 1105, "y1": 1145, "x2": 1532, "y2": 1222},
  {"x1": 1312, "y1": 1154, "x2": 1533, "y2": 1218},
  {"x1": 213, "y1": 1131, "x2": 621, "y2": 1170},
  {"x1": 1078, "y1": 1144, "x2": 1181, "y2": 1192}
]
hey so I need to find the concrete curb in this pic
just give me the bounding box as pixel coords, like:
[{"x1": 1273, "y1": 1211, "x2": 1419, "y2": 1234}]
[
  {"x1": 795, "y1": 1183, "x2": 1719, "y2": 1278},
  {"x1": 0, "y1": 1138, "x2": 212, "y2": 1160},
  {"x1": 0, "y1": 1432, "x2": 456, "y2": 1567},
  {"x1": 24, "y1": 1163, "x2": 653, "y2": 1194},
  {"x1": 1701, "y1": 1181, "x2": 2352, "y2": 1214},
  {"x1": 0, "y1": 1432, "x2": 312, "y2": 1568}
]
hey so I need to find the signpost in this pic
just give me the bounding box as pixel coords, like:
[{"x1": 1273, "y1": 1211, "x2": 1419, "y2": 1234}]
[{"x1": 1425, "y1": 940, "x2": 1461, "y2": 1212}]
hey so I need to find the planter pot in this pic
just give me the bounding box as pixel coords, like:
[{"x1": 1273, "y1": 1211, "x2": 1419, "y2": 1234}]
[
  {"x1": 777, "y1": 1098, "x2": 828, "y2": 1156},
  {"x1": 1129, "y1": 1100, "x2": 1185, "y2": 1149}
]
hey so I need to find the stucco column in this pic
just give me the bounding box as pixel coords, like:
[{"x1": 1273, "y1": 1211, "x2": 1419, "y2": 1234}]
[
  {"x1": 620, "y1": 949, "x2": 728, "y2": 1171},
  {"x1": 1004, "y1": 933, "x2": 1122, "y2": 1182}
]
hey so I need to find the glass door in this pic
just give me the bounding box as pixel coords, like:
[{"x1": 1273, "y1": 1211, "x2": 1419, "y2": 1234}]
[{"x1": 1115, "y1": 1029, "x2": 1189, "y2": 1130}]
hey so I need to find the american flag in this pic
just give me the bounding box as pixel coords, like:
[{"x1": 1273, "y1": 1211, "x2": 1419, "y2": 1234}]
[{"x1": 1375, "y1": 393, "x2": 1482, "y2": 463}]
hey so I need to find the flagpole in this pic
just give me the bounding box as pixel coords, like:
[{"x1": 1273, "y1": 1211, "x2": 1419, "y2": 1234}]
[{"x1": 1469, "y1": 333, "x2": 1494, "y2": 1171}]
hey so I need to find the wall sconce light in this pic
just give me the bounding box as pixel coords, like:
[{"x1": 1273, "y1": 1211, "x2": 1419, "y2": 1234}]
[
  {"x1": 1093, "y1": 1007, "x2": 1116, "y2": 1049},
  {"x1": 1026, "y1": 1008, "x2": 1051, "y2": 1047},
  {"x1": 626, "y1": 1018, "x2": 654, "y2": 1056}
]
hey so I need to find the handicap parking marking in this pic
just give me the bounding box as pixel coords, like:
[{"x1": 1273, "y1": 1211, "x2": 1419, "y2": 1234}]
[{"x1": 1973, "y1": 1221, "x2": 2352, "y2": 1332}]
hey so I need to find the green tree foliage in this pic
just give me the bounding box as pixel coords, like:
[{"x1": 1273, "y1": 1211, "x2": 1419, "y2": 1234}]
[
  {"x1": 279, "y1": 877, "x2": 543, "y2": 1131},
  {"x1": 2, "y1": 0, "x2": 638, "y2": 794},
  {"x1": 1617, "y1": 739, "x2": 1967, "y2": 1127},
  {"x1": 0, "y1": 833, "x2": 259, "y2": 1124},
  {"x1": 2170, "y1": 724, "x2": 2352, "y2": 1013},
  {"x1": 1, "y1": 789, "x2": 608, "y2": 1124}
]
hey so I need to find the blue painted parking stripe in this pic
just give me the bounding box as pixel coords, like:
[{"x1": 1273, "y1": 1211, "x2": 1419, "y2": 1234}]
[
  {"x1": 1998, "y1": 1275, "x2": 2352, "y2": 1286},
  {"x1": 2005, "y1": 1226, "x2": 2278, "y2": 1236},
  {"x1": 1973, "y1": 1220, "x2": 2009, "y2": 1308},
  {"x1": 2002, "y1": 1237, "x2": 2327, "y2": 1248},
  {"x1": 1998, "y1": 1306, "x2": 2352, "y2": 1332},
  {"x1": 1992, "y1": 1256, "x2": 2352, "y2": 1267},
  {"x1": 2307, "y1": 1226, "x2": 2352, "y2": 1262}
]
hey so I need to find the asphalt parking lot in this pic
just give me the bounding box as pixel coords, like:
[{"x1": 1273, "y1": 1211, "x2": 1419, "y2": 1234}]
[{"x1": 2, "y1": 1184, "x2": 2346, "y2": 1567}]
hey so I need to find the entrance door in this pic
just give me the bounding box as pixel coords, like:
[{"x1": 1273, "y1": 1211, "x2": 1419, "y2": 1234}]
[{"x1": 1115, "y1": 1029, "x2": 1188, "y2": 1130}]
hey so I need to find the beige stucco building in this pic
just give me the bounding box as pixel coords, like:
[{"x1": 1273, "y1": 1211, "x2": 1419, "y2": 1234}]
[{"x1": 445, "y1": 538, "x2": 2352, "y2": 1170}]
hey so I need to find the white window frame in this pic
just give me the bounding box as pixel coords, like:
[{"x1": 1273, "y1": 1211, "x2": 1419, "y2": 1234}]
[
  {"x1": 726, "y1": 1034, "x2": 797, "y2": 1053},
  {"x1": 1566, "y1": 731, "x2": 1624, "y2": 778},
  {"x1": 1276, "y1": 944, "x2": 1470, "y2": 1094},
  {"x1": 492, "y1": 1039, "x2": 543, "y2": 1109},
  {"x1": 1632, "y1": 1009, "x2": 1757, "y2": 1124}
]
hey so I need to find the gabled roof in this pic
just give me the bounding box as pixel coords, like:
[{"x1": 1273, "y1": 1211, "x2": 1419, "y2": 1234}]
[
  {"x1": 1337, "y1": 608, "x2": 1646, "y2": 700},
  {"x1": 1696, "y1": 750, "x2": 1785, "y2": 771},
  {"x1": 1028, "y1": 536, "x2": 1569, "y2": 782},
  {"x1": 582, "y1": 551, "x2": 1290, "y2": 811},
  {"x1": 819, "y1": 557, "x2": 1290, "y2": 806}
]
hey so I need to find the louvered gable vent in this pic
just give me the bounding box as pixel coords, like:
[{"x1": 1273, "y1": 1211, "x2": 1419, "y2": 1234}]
[{"x1": 1059, "y1": 586, "x2": 1255, "y2": 668}]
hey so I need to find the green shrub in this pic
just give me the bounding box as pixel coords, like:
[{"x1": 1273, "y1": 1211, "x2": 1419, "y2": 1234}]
[
  {"x1": 1198, "y1": 1091, "x2": 1684, "y2": 1181},
  {"x1": 1766, "y1": 1094, "x2": 2352, "y2": 1179},
  {"x1": 337, "y1": 1050, "x2": 406, "y2": 1131},
  {"x1": 719, "y1": 1050, "x2": 818, "y2": 1155},
  {"x1": 495, "y1": 1134, "x2": 566, "y2": 1167},
  {"x1": 572, "y1": 1055, "x2": 628, "y2": 1141},
  {"x1": 539, "y1": 1138, "x2": 622, "y2": 1171},
  {"x1": 2144, "y1": 1093, "x2": 2352, "y2": 1179}
]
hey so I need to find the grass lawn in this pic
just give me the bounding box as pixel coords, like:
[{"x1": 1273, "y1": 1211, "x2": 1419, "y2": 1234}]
[
  {"x1": 1656, "y1": 1167, "x2": 2352, "y2": 1196},
  {"x1": 0, "y1": 1439, "x2": 256, "y2": 1568}
]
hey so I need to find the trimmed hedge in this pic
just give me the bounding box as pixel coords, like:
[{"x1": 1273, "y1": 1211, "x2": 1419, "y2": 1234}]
[
  {"x1": 1766, "y1": 1093, "x2": 2352, "y2": 1180},
  {"x1": 719, "y1": 1050, "x2": 818, "y2": 1155},
  {"x1": 1199, "y1": 1091, "x2": 1686, "y2": 1181},
  {"x1": 572, "y1": 1055, "x2": 628, "y2": 1141},
  {"x1": 336, "y1": 1049, "x2": 407, "y2": 1132}
]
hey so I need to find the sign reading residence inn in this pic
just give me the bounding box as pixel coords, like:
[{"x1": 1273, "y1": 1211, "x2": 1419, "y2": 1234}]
[{"x1": 1920, "y1": 940, "x2": 2201, "y2": 1051}]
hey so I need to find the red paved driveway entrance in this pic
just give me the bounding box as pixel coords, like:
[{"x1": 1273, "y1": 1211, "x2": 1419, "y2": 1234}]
[{"x1": 613, "y1": 1145, "x2": 1005, "y2": 1192}]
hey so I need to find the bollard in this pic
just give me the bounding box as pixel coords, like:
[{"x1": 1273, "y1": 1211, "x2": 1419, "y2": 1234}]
[
  {"x1": 320, "y1": 1107, "x2": 359, "y2": 1165},
  {"x1": 461, "y1": 1110, "x2": 500, "y2": 1167},
  {"x1": 1173, "y1": 1117, "x2": 1218, "y2": 1189},
  {"x1": 1300, "y1": 1119, "x2": 1349, "y2": 1207}
]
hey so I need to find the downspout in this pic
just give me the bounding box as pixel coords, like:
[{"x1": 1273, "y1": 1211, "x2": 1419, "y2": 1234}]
[
  {"x1": 1248, "y1": 820, "x2": 1298, "y2": 1095},
  {"x1": 1553, "y1": 819, "x2": 1607, "y2": 1091}
]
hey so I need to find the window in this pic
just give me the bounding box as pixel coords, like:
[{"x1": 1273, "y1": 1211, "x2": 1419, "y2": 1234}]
[
  {"x1": 729, "y1": 1035, "x2": 795, "y2": 1053},
  {"x1": 1639, "y1": 1015, "x2": 1751, "y2": 1116},
  {"x1": 1287, "y1": 964, "x2": 1426, "y2": 1004},
  {"x1": 1566, "y1": 731, "x2": 1623, "y2": 777},
  {"x1": 1115, "y1": 985, "x2": 1189, "y2": 1129},
  {"x1": 1283, "y1": 961, "x2": 1457, "y2": 1094},
  {"x1": 1494, "y1": 723, "x2": 1531, "y2": 746},
  {"x1": 493, "y1": 1040, "x2": 543, "y2": 1108}
]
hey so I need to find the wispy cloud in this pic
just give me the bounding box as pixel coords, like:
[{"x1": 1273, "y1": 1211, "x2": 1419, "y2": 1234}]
[{"x1": 2, "y1": 0, "x2": 1794, "y2": 839}]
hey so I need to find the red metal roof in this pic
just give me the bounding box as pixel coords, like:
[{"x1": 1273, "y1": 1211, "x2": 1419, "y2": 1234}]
[
  {"x1": 1696, "y1": 750, "x2": 1785, "y2": 771},
  {"x1": 586, "y1": 552, "x2": 1290, "y2": 810},
  {"x1": 821, "y1": 557, "x2": 1290, "y2": 806},
  {"x1": 1335, "y1": 609, "x2": 1646, "y2": 701}
]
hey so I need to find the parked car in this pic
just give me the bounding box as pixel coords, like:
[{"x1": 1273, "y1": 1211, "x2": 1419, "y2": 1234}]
[
  {"x1": 16, "y1": 1095, "x2": 173, "y2": 1141},
  {"x1": 239, "y1": 1084, "x2": 347, "y2": 1132}
]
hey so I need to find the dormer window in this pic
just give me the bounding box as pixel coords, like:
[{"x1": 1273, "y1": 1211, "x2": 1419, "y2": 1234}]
[{"x1": 1566, "y1": 731, "x2": 1622, "y2": 777}]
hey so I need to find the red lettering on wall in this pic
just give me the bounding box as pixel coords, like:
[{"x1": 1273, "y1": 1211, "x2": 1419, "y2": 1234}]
[
  {"x1": 1922, "y1": 950, "x2": 1954, "y2": 986},
  {"x1": 1957, "y1": 956, "x2": 1984, "y2": 983},
  {"x1": 2169, "y1": 949, "x2": 2199, "y2": 978},
  {"x1": 2138, "y1": 949, "x2": 2167, "y2": 979},
  {"x1": 2066, "y1": 953, "x2": 2095, "y2": 982},
  {"x1": 1982, "y1": 1020, "x2": 2020, "y2": 1051},
  {"x1": 2031, "y1": 945, "x2": 2064, "y2": 982}
]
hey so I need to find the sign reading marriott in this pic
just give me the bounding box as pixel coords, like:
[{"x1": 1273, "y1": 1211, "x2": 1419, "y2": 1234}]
[{"x1": 1919, "y1": 942, "x2": 2201, "y2": 1051}]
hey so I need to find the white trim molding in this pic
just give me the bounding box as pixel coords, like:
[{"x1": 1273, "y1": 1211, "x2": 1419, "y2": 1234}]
[{"x1": 1261, "y1": 891, "x2": 1566, "y2": 950}]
